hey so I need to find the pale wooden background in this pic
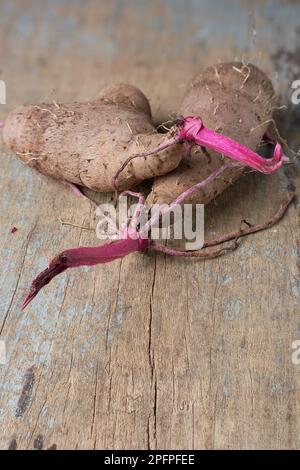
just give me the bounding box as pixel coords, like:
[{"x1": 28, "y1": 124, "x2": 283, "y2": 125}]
[{"x1": 0, "y1": 0, "x2": 300, "y2": 450}]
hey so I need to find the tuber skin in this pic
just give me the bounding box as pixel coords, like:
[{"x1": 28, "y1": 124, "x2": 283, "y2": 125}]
[
  {"x1": 3, "y1": 84, "x2": 183, "y2": 192},
  {"x1": 147, "y1": 62, "x2": 280, "y2": 206}
]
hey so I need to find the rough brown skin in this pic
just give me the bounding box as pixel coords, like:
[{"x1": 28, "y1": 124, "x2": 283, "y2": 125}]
[
  {"x1": 96, "y1": 83, "x2": 152, "y2": 116},
  {"x1": 147, "y1": 62, "x2": 277, "y2": 206},
  {"x1": 3, "y1": 84, "x2": 183, "y2": 192}
]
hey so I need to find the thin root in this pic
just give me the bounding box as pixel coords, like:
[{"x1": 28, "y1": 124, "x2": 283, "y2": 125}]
[
  {"x1": 213, "y1": 65, "x2": 222, "y2": 86},
  {"x1": 62, "y1": 181, "x2": 98, "y2": 207},
  {"x1": 156, "y1": 119, "x2": 178, "y2": 132},
  {"x1": 232, "y1": 64, "x2": 251, "y2": 88},
  {"x1": 151, "y1": 238, "x2": 240, "y2": 259},
  {"x1": 125, "y1": 121, "x2": 133, "y2": 134},
  {"x1": 203, "y1": 191, "x2": 295, "y2": 248},
  {"x1": 57, "y1": 217, "x2": 95, "y2": 231},
  {"x1": 205, "y1": 84, "x2": 214, "y2": 103},
  {"x1": 213, "y1": 103, "x2": 220, "y2": 115},
  {"x1": 151, "y1": 191, "x2": 295, "y2": 258},
  {"x1": 33, "y1": 105, "x2": 58, "y2": 120},
  {"x1": 112, "y1": 134, "x2": 181, "y2": 191},
  {"x1": 253, "y1": 85, "x2": 262, "y2": 103},
  {"x1": 17, "y1": 152, "x2": 44, "y2": 165},
  {"x1": 249, "y1": 118, "x2": 291, "y2": 149},
  {"x1": 240, "y1": 65, "x2": 251, "y2": 89}
]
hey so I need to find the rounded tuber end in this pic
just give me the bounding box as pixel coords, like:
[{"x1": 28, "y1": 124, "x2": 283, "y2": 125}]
[{"x1": 96, "y1": 83, "x2": 152, "y2": 117}]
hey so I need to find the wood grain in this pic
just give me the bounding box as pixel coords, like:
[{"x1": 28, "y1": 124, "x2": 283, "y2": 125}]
[{"x1": 0, "y1": 0, "x2": 300, "y2": 450}]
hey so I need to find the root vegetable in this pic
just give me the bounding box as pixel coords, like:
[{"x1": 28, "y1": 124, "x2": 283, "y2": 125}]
[
  {"x1": 2, "y1": 84, "x2": 183, "y2": 192},
  {"x1": 2, "y1": 66, "x2": 290, "y2": 308}
]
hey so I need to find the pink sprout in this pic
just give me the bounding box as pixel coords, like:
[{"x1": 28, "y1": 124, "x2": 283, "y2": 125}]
[
  {"x1": 179, "y1": 117, "x2": 288, "y2": 173},
  {"x1": 22, "y1": 234, "x2": 149, "y2": 309},
  {"x1": 113, "y1": 116, "x2": 288, "y2": 190}
]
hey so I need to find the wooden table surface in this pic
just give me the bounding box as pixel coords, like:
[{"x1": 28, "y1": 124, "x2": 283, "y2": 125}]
[{"x1": 1, "y1": 0, "x2": 300, "y2": 450}]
